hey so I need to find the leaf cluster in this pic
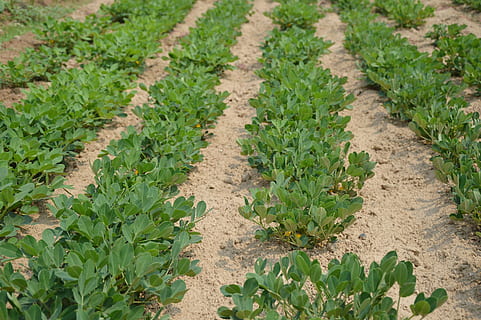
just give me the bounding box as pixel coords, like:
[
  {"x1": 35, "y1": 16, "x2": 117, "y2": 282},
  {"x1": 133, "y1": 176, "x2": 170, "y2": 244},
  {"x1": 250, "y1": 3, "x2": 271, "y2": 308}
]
[
  {"x1": 374, "y1": 0, "x2": 434, "y2": 28},
  {"x1": 217, "y1": 2, "x2": 447, "y2": 320},
  {"x1": 339, "y1": 0, "x2": 481, "y2": 230},
  {"x1": 1, "y1": 0, "x2": 195, "y2": 88},
  {"x1": 0, "y1": 0, "x2": 70, "y2": 26},
  {"x1": 100, "y1": 0, "x2": 194, "y2": 24},
  {"x1": 0, "y1": 65, "x2": 134, "y2": 224},
  {"x1": 331, "y1": 0, "x2": 372, "y2": 12},
  {"x1": 0, "y1": 181, "x2": 205, "y2": 319},
  {"x1": 259, "y1": 27, "x2": 333, "y2": 68},
  {"x1": 265, "y1": 0, "x2": 323, "y2": 30},
  {"x1": 218, "y1": 251, "x2": 448, "y2": 319},
  {"x1": 0, "y1": 46, "x2": 69, "y2": 88},
  {"x1": 168, "y1": 0, "x2": 251, "y2": 75},
  {"x1": 0, "y1": 0, "x2": 197, "y2": 229}
]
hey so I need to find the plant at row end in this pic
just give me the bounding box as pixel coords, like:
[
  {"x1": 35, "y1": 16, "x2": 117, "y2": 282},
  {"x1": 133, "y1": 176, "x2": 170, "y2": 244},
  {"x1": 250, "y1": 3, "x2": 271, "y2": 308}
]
[{"x1": 218, "y1": 251, "x2": 447, "y2": 319}]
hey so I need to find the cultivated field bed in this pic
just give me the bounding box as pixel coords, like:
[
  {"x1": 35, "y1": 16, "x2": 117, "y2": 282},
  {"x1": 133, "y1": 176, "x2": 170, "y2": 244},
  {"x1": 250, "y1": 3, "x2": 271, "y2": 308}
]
[{"x1": 0, "y1": 0, "x2": 480, "y2": 319}]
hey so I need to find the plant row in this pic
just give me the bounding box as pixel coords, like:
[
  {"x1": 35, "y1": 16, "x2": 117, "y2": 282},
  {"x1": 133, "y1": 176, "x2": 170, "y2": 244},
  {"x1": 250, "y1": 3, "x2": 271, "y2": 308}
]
[
  {"x1": 238, "y1": 0, "x2": 375, "y2": 248},
  {"x1": 0, "y1": 0, "x2": 252, "y2": 318},
  {"x1": 333, "y1": 0, "x2": 481, "y2": 232},
  {"x1": 218, "y1": 1, "x2": 447, "y2": 319},
  {"x1": 0, "y1": 0, "x2": 196, "y2": 233},
  {"x1": 426, "y1": 23, "x2": 481, "y2": 93}
]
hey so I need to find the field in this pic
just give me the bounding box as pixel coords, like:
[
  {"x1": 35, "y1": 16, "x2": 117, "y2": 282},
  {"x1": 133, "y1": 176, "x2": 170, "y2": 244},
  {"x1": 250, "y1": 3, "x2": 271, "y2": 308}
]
[{"x1": 0, "y1": 0, "x2": 480, "y2": 319}]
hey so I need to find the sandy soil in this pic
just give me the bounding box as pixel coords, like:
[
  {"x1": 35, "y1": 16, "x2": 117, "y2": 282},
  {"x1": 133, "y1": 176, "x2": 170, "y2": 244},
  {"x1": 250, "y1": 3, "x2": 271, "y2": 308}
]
[{"x1": 1, "y1": 0, "x2": 480, "y2": 319}]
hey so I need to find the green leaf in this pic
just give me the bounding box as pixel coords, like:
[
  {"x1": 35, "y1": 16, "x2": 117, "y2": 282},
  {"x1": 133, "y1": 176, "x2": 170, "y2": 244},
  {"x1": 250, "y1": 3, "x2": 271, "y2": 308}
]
[
  {"x1": 25, "y1": 304, "x2": 43, "y2": 320},
  {"x1": 220, "y1": 284, "x2": 242, "y2": 297},
  {"x1": 0, "y1": 242, "x2": 22, "y2": 259},
  {"x1": 217, "y1": 306, "x2": 233, "y2": 318},
  {"x1": 242, "y1": 278, "x2": 259, "y2": 296},
  {"x1": 430, "y1": 288, "x2": 448, "y2": 306},
  {"x1": 295, "y1": 251, "x2": 311, "y2": 275},
  {"x1": 410, "y1": 300, "x2": 431, "y2": 316}
]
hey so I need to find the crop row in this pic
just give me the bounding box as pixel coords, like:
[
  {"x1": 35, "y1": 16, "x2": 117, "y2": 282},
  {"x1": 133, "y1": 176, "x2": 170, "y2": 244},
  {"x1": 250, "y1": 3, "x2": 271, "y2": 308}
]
[
  {"x1": 333, "y1": 0, "x2": 481, "y2": 232},
  {"x1": 219, "y1": 1, "x2": 446, "y2": 319},
  {"x1": 0, "y1": 0, "x2": 252, "y2": 318},
  {"x1": 238, "y1": 0, "x2": 375, "y2": 248},
  {"x1": 0, "y1": 0, "x2": 196, "y2": 235}
]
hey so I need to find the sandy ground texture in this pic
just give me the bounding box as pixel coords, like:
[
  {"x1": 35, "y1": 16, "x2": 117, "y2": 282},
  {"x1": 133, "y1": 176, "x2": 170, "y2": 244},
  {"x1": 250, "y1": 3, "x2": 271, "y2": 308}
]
[{"x1": 0, "y1": 0, "x2": 480, "y2": 319}]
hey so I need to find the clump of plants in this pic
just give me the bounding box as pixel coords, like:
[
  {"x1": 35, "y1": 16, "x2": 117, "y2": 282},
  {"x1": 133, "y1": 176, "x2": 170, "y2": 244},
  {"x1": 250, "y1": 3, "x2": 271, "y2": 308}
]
[
  {"x1": 218, "y1": 251, "x2": 448, "y2": 320},
  {"x1": 265, "y1": 0, "x2": 323, "y2": 30},
  {"x1": 374, "y1": 0, "x2": 434, "y2": 28}
]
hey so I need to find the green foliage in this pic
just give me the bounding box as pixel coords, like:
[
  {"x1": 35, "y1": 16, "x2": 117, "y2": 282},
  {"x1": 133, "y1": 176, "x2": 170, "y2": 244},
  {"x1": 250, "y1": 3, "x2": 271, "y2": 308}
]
[
  {"x1": 0, "y1": 188, "x2": 205, "y2": 318},
  {"x1": 265, "y1": 0, "x2": 323, "y2": 30},
  {"x1": 0, "y1": 65, "x2": 133, "y2": 222},
  {"x1": 36, "y1": 15, "x2": 110, "y2": 53},
  {"x1": 73, "y1": 17, "x2": 162, "y2": 74},
  {"x1": 101, "y1": 0, "x2": 194, "y2": 23},
  {"x1": 168, "y1": 0, "x2": 251, "y2": 75},
  {"x1": 0, "y1": 0, "x2": 197, "y2": 226},
  {"x1": 331, "y1": 0, "x2": 372, "y2": 12},
  {"x1": 218, "y1": 251, "x2": 447, "y2": 319},
  {"x1": 260, "y1": 27, "x2": 332, "y2": 68},
  {"x1": 0, "y1": 0, "x2": 71, "y2": 25},
  {"x1": 374, "y1": 0, "x2": 434, "y2": 28},
  {"x1": 239, "y1": 174, "x2": 365, "y2": 247},
  {"x1": 0, "y1": 46, "x2": 69, "y2": 88},
  {"x1": 1, "y1": 0, "x2": 196, "y2": 87}
]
